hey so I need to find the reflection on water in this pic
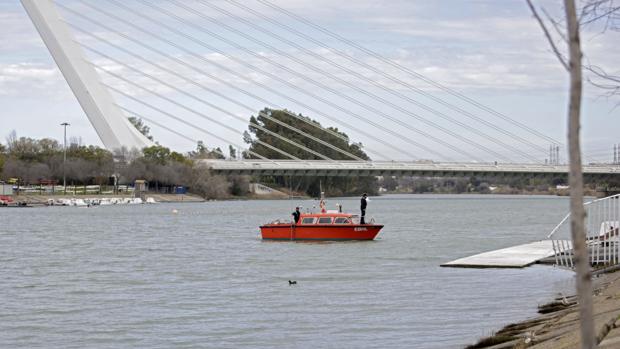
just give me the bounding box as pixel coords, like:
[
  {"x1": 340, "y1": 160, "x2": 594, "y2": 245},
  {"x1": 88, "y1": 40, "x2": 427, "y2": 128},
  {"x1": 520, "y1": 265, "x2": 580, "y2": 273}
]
[{"x1": 0, "y1": 194, "x2": 575, "y2": 348}]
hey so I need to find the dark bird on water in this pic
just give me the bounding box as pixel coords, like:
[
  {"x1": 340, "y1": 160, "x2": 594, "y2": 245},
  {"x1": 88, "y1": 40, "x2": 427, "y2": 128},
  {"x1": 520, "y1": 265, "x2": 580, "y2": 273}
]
[{"x1": 288, "y1": 280, "x2": 297, "y2": 285}]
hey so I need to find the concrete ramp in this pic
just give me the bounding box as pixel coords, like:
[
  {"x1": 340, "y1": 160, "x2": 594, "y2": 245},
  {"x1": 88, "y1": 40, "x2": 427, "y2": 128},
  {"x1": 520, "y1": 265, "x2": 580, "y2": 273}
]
[
  {"x1": 249, "y1": 183, "x2": 288, "y2": 198},
  {"x1": 441, "y1": 240, "x2": 556, "y2": 268}
]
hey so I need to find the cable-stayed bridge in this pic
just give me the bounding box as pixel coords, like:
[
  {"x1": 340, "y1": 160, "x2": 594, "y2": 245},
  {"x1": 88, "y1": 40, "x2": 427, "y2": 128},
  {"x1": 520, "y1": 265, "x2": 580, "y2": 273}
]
[{"x1": 19, "y1": 0, "x2": 620, "y2": 178}]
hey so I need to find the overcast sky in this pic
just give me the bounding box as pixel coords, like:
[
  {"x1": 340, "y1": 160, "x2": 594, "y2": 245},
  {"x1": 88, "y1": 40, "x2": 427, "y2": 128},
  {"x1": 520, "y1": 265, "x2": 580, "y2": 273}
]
[{"x1": 1, "y1": 0, "x2": 618, "y2": 163}]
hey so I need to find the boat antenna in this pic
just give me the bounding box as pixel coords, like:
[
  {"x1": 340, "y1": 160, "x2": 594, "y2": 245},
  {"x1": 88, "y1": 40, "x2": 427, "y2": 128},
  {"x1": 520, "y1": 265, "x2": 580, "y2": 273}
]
[
  {"x1": 289, "y1": 174, "x2": 294, "y2": 240},
  {"x1": 289, "y1": 174, "x2": 293, "y2": 209}
]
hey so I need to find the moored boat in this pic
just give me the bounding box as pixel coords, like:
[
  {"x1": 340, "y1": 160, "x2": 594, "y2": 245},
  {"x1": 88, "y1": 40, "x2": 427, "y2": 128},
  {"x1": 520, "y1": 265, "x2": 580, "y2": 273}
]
[{"x1": 260, "y1": 211, "x2": 383, "y2": 241}]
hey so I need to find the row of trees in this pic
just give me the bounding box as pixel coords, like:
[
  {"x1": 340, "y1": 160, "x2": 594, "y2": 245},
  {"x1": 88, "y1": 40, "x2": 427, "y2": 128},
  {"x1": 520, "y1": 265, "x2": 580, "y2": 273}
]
[
  {"x1": 1, "y1": 131, "x2": 114, "y2": 185},
  {"x1": 0, "y1": 130, "x2": 247, "y2": 199},
  {"x1": 0, "y1": 108, "x2": 381, "y2": 199}
]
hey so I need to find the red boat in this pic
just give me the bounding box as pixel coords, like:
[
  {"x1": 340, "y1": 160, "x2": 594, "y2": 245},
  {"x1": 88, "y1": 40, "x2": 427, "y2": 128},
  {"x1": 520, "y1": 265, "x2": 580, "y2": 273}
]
[{"x1": 260, "y1": 211, "x2": 383, "y2": 241}]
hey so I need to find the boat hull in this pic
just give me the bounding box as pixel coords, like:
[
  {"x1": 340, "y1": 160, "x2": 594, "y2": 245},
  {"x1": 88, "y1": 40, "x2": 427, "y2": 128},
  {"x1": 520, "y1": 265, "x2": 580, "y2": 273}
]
[{"x1": 260, "y1": 224, "x2": 383, "y2": 241}]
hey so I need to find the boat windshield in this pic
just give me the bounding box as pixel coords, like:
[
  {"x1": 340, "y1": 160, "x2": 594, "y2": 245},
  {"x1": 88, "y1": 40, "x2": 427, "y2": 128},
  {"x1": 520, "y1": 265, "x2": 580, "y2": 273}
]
[
  {"x1": 301, "y1": 217, "x2": 316, "y2": 224},
  {"x1": 318, "y1": 217, "x2": 332, "y2": 224},
  {"x1": 334, "y1": 217, "x2": 350, "y2": 224}
]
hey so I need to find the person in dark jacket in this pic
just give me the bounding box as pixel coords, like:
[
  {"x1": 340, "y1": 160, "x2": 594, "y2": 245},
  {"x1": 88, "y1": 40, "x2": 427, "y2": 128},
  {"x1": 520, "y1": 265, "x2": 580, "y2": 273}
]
[
  {"x1": 360, "y1": 193, "x2": 368, "y2": 224},
  {"x1": 292, "y1": 207, "x2": 301, "y2": 225}
]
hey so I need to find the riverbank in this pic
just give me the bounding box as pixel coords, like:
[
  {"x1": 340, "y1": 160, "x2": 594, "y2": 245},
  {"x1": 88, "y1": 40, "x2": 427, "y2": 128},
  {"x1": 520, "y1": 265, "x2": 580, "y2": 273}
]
[
  {"x1": 7, "y1": 193, "x2": 206, "y2": 205},
  {"x1": 383, "y1": 187, "x2": 601, "y2": 197},
  {"x1": 4, "y1": 188, "x2": 608, "y2": 207},
  {"x1": 466, "y1": 269, "x2": 620, "y2": 348}
]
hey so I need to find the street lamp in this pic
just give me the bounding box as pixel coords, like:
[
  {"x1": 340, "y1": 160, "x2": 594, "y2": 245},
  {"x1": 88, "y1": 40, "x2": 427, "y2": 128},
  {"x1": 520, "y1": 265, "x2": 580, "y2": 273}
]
[{"x1": 61, "y1": 122, "x2": 70, "y2": 194}]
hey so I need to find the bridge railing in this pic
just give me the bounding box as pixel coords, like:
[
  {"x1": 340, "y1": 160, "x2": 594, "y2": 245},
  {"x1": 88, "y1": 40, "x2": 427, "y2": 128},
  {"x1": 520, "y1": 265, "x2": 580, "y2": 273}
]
[
  {"x1": 548, "y1": 194, "x2": 620, "y2": 270},
  {"x1": 202, "y1": 159, "x2": 620, "y2": 175}
]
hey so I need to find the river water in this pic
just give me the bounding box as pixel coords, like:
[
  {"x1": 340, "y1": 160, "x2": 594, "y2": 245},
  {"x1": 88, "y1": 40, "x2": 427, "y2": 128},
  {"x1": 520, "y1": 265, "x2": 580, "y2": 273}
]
[{"x1": 0, "y1": 194, "x2": 576, "y2": 348}]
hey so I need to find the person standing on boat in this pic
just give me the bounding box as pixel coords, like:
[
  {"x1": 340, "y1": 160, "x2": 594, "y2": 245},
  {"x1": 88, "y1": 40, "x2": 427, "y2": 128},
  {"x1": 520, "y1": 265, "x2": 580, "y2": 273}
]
[
  {"x1": 360, "y1": 193, "x2": 368, "y2": 224},
  {"x1": 292, "y1": 207, "x2": 301, "y2": 225}
]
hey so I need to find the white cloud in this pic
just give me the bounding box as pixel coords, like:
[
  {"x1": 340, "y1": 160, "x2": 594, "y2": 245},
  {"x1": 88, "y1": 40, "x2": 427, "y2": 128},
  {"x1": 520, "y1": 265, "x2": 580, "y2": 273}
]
[
  {"x1": 0, "y1": 63, "x2": 63, "y2": 96},
  {"x1": 0, "y1": 11, "x2": 44, "y2": 53},
  {"x1": 2, "y1": 0, "x2": 618, "y2": 158}
]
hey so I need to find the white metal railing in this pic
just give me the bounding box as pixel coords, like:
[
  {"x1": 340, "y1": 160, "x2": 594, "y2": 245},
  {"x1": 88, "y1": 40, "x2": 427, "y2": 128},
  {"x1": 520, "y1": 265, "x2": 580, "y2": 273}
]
[
  {"x1": 548, "y1": 194, "x2": 620, "y2": 270},
  {"x1": 202, "y1": 159, "x2": 620, "y2": 175}
]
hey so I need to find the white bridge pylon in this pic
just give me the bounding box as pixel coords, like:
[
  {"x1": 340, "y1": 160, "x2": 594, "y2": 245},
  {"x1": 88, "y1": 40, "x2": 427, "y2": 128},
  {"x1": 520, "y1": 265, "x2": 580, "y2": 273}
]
[{"x1": 21, "y1": 0, "x2": 153, "y2": 150}]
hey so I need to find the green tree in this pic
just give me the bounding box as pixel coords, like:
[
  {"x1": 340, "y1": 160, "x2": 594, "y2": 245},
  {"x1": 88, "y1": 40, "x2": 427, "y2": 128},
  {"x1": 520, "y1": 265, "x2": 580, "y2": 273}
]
[
  {"x1": 128, "y1": 116, "x2": 154, "y2": 141},
  {"x1": 0, "y1": 143, "x2": 6, "y2": 175},
  {"x1": 245, "y1": 108, "x2": 369, "y2": 161},
  {"x1": 0, "y1": 131, "x2": 114, "y2": 185},
  {"x1": 188, "y1": 141, "x2": 225, "y2": 160},
  {"x1": 142, "y1": 145, "x2": 173, "y2": 165},
  {"x1": 244, "y1": 108, "x2": 376, "y2": 196}
]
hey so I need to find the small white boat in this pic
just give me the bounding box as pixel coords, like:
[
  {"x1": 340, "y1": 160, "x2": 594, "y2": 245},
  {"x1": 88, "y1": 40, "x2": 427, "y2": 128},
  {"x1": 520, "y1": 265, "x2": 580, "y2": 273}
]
[
  {"x1": 56, "y1": 198, "x2": 71, "y2": 206},
  {"x1": 71, "y1": 198, "x2": 88, "y2": 207}
]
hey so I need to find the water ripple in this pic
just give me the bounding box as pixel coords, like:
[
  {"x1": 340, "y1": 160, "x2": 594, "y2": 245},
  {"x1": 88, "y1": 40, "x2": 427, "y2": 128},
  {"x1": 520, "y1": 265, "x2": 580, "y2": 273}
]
[{"x1": 0, "y1": 194, "x2": 574, "y2": 348}]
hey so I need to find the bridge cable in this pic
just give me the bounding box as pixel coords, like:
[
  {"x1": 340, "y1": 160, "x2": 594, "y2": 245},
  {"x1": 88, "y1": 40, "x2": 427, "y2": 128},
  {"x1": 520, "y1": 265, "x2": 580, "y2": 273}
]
[
  {"x1": 117, "y1": 101, "x2": 269, "y2": 162},
  {"x1": 105, "y1": 84, "x2": 282, "y2": 162},
  {"x1": 108, "y1": 82, "x2": 270, "y2": 160},
  {"x1": 187, "y1": 0, "x2": 539, "y2": 163},
  {"x1": 223, "y1": 1, "x2": 554, "y2": 157},
  {"x1": 60, "y1": 25, "x2": 356, "y2": 150},
  {"x1": 118, "y1": 110, "x2": 229, "y2": 159},
  {"x1": 118, "y1": 94, "x2": 268, "y2": 160},
  {"x1": 254, "y1": 0, "x2": 564, "y2": 147},
  {"x1": 94, "y1": 66, "x2": 302, "y2": 161},
  {"x1": 106, "y1": 0, "x2": 485, "y2": 162},
  {"x1": 90, "y1": 61, "x2": 333, "y2": 162},
  {"x1": 85, "y1": 51, "x2": 347, "y2": 163},
  {"x1": 69, "y1": 29, "x2": 367, "y2": 162},
  {"x1": 59, "y1": 4, "x2": 419, "y2": 161},
  {"x1": 75, "y1": 0, "x2": 457, "y2": 161},
  {"x1": 58, "y1": 3, "x2": 433, "y2": 161},
  {"x1": 222, "y1": 0, "x2": 555, "y2": 156}
]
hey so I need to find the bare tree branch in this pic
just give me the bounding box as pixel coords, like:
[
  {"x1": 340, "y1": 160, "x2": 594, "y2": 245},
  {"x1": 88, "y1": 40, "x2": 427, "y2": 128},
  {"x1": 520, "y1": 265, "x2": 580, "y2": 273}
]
[
  {"x1": 586, "y1": 64, "x2": 620, "y2": 84},
  {"x1": 581, "y1": 0, "x2": 620, "y2": 27},
  {"x1": 542, "y1": 7, "x2": 569, "y2": 42},
  {"x1": 526, "y1": 0, "x2": 570, "y2": 71}
]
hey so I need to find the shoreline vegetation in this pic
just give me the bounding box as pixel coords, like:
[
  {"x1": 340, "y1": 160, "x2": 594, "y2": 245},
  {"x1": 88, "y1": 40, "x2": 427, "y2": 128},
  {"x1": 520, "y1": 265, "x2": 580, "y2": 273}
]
[
  {"x1": 0, "y1": 110, "x2": 378, "y2": 200},
  {"x1": 2, "y1": 190, "x2": 600, "y2": 206},
  {"x1": 1, "y1": 109, "x2": 615, "y2": 201}
]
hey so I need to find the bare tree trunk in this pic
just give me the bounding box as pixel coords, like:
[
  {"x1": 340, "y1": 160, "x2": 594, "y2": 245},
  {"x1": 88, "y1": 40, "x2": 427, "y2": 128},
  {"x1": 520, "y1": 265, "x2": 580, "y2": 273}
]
[{"x1": 564, "y1": 0, "x2": 595, "y2": 347}]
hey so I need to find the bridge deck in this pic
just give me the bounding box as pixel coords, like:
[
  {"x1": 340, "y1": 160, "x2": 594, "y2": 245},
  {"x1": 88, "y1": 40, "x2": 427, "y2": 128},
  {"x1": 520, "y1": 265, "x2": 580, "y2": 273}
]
[
  {"x1": 441, "y1": 240, "x2": 555, "y2": 268},
  {"x1": 203, "y1": 160, "x2": 620, "y2": 178}
]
